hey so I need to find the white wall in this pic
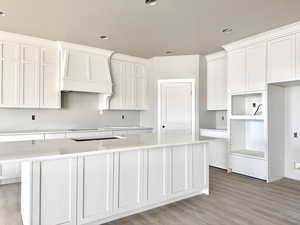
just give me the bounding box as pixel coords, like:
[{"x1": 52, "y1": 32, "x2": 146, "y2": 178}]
[
  {"x1": 0, "y1": 92, "x2": 140, "y2": 131},
  {"x1": 285, "y1": 86, "x2": 300, "y2": 180},
  {"x1": 140, "y1": 55, "x2": 215, "y2": 136}
]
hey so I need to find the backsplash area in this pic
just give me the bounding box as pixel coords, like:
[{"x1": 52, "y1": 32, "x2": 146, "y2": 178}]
[
  {"x1": 0, "y1": 92, "x2": 140, "y2": 131},
  {"x1": 216, "y1": 111, "x2": 227, "y2": 129}
]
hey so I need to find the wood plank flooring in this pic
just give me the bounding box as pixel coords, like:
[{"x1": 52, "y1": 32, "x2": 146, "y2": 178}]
[{"x1": 0, "y1": 168, "x2": 300, "y2": 225}]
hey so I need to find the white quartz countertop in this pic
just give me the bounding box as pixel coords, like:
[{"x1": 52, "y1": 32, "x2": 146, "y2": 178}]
[
  {"x1": 0, "y1": 126, "x2": 153, "y2": 135},
  {"x1": 0, "y1": 133, "x2": 213, "y2": 162}
]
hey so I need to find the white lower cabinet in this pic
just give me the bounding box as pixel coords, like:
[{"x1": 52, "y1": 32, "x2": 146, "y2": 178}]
[
  {"x1": 229, "y1": 155, "x2": 267, "y2": 180},
  {"x1": 146, "y1": 148, "x2": 170, "y2": 203},
  {"x1": 113, "y1": 150, "x2": 144, "y2": 213},
  {"x1": 21, "y1": 143, "x2": 208, "y2": 225},
  {"x1": 77, "y1": 154, "x2": 114, "y2": 224},
  {"x1": 208, "y1": 140, "x2": 228, "y2": 170}
]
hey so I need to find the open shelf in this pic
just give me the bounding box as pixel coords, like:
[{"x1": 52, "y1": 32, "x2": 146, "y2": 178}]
[
  {"x1": 230, "y1": 115, "x2": 264, "y2": 121},
  {"x1": 231, "y1": 149, "x2": 265, "y2": 159},
  {"x1": 231, "y1": 92, "x2": 263, "y2": 117}
]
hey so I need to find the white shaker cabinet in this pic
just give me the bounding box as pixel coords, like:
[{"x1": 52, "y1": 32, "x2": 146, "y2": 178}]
[
  {"x1": 227, "y1": 49, "x2": 246, "y2": 92},
  {"x1": 246, "y1": 42, "x2": 267, "y2": 91},
  {"x1": 0, "y1": 32, "x2": 61, "y2": 109},
  {"x1": 206, "y1": 51, "x2": 227, "y2": 110},
  {"x1": 0, "y1": 41, "x2": 20, "y2": 107},
  {"x1": 77, "y1": 154, "x2": 114, "y2": 224},
  {"x1": 40, "y1": 47, "x2": 61, "y2": 108},
  {"x1": 267, "y1": 35, "x2": 295, "y2": 83},
  {"x1": 110, "y1": 54, "x2": 147, "y2": 110},
  {"x1": 21, "y1": 158, "x2": 78, "y2": 225},
  {"x1": 225, "y1": 42, "x2": 267, "y2": 92},
  {"x1": 113, "y1": 150, "x2": 144, "y2": 213},
  {"x1": 20, "y1": 45, "x2": 40, "y2": 107}
]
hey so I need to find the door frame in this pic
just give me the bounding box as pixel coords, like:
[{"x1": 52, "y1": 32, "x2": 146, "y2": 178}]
[{"x1": 157, "y1": 79, "x2": 196, "y2": 135}]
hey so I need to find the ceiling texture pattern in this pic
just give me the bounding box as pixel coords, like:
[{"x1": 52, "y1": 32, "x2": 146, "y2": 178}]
[{"x1": 1, "y1": 0, "x2": 300, "y2": 58}]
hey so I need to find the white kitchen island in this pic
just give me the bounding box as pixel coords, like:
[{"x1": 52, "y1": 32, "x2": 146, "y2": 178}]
[{"x1": 0, "y1": 133, "x2": 212, "y2": 225}]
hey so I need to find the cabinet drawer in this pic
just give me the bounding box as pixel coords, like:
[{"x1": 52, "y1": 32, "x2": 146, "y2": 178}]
[
  {"x1": 66, "y1": 131, "x2": 113, "y2": 139},
  {"x1": 0, "y1": 134, "x2": 44, "y2": 142},
  {"x1": 229, "y1": 155, "x2": 266, "y2": 180}
]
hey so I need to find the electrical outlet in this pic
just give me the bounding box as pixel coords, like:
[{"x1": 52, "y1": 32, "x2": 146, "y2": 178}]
[
  {"x1": 32, "y1": 115, "x2": 36, "y2": 121},
  {"x1": 294, "y1": 132, "x2": 298, "y2": 138}
]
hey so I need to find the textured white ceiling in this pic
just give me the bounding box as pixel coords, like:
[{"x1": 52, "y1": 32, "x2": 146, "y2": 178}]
[{"x1": 1, "y1": 0, "x2": 300, "y2": 58}]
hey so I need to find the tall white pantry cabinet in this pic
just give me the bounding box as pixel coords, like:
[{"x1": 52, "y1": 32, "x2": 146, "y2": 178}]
[
  {"x1": 220, "y1": 21, "x2": 300, "y2": 182},
  {"x1": 0, "y1": 32, "x2": 61, "y2": 108}
]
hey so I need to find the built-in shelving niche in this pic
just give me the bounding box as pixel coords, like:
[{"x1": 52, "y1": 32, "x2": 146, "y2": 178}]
[
  {"x1": 230, "y1": 118, "x2": 266, "y2": 160},
  {"x1": 231, "y1": 92, "x2": 264, "y2": 120}
]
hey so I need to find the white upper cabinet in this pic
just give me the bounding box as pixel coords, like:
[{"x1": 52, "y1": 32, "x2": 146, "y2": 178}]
[
  {"x1": 20, "y1": 45, "x2": 40, "y2": 107},
  {"x1": 227, "y1": 49, "x2": 246, "y2": 92},
  {"x1": 59, "y1": 42, "x2": 113, "y2": 94},
  {"x1": 206, "y1": 51, "x2": 227, "y2": 110},
  {"x1": 267, "y1": 35, "x2": 296, "y2": 83},
  {"x1": 110, "y1": 54, "x2": 148, "y2": 110},
  {"x1": 40, "y1": 47, "x2": 61, "y2": 108},
  {"x1": 225, "y1": 41, "x2": 267, "y2": 93},
  {"x1": 246, "y1": 42, "x2": 267, "y2": 91},
  {"x1": 0, "y1": 31, "x2": 61, "y2": 109},
  {"x1": 0, "y1": 41, "x2": 20, "y2": 106}
]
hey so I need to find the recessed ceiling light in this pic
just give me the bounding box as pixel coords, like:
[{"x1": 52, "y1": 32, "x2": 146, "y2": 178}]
[
  {"x1": 222, "y1": 28, "x2": 233, "y2": 34},
  {"x1": 0, "y1": 11, "x2": 7, "y2": 17},
  {"x1": 165, "y1": 51, "x2": 174, "y2": 55},
  {"x1": 145, "y1": 0, "x2": 158, "y2": 6},
  {"x1": 99, "y1": 35, "x2": 109, "y2": 40}
]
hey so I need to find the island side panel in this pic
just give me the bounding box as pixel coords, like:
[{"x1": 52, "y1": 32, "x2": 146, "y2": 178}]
[{"x1": 20, "y1": 141, "x2": 209, "y2": 225}]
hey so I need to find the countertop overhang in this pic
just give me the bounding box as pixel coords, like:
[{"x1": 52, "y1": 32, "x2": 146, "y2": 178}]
[{"x1": 0, "y1": 133, "x2": 214, "y2": 162}]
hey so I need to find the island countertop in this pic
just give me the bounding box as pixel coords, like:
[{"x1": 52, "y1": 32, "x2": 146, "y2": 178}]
[{"x1": 0, "y1": 133, "x2": 214, "y2": 162}]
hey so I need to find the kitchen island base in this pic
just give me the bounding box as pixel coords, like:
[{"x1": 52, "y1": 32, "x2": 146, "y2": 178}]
[{"x1": 21, "y1": 142, "x2": 209, "y2": 225}]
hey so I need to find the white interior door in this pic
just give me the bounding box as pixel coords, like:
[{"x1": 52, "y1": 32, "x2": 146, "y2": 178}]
[{"x1": 159, "y1": 81, "x2": 194, "y2": 134}]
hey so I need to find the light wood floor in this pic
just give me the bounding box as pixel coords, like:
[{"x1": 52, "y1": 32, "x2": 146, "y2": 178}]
[{"x1": 1, "y1": 168, "x2": 300, "y2": 225}]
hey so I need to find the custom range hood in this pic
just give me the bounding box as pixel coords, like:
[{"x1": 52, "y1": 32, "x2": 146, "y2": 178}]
[{"x1": 58, "y1": 42, "x2": 114, "y2": 110}]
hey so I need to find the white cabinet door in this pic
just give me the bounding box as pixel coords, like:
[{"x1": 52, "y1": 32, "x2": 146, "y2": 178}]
[
  {"x1": 191, "y1": 144, "x2": 207, "y2": 190},
  {"x1": 267, "y1": 35, "x2": 295, "y2": 83},
  {"x1": 135, "y1": 64, "x2": 147, "y2": 109},
  {"x1": 227, "y1": 49, "x2": 246, "y2": 92},
  {"x1": 40, "y1": 158, "x2": 77, "y2": 225},
  {"x1": 124, "y1": 63, "x2": 136, "y2": 109},
  {"x1": 77, "y1": 154, "x2": 113, "y2": 224},
  {"x1": 207, "y1": 55, "x2": 227, "y2": 110},
  {"x1": 147, "y1": 148, "x2": 170, "y2": 202},
  {"x1": 40, "y1": 47, "x2": 60, "y2": 108},
  {"x1": 246, "y1": 42, "x2": 267, "y2": 91},
  {"x1": 114, "y1": 150, "x2": 144, "y2": 212},
  {"x1": 0, "y1": 41, "x2": 20, "y2": 106},
  {"x1": 171, "y1": 145, "x2": 190, "y2": 194},
  {"x1": 296, "y1": 33, "x2": 300, "y2": 79},
  {"x1": 212, "y1": 140, "x2": 228, "y2": 170},
  {"x1": 20, "y1": 45, "x2": 39, "y2": 107}
]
